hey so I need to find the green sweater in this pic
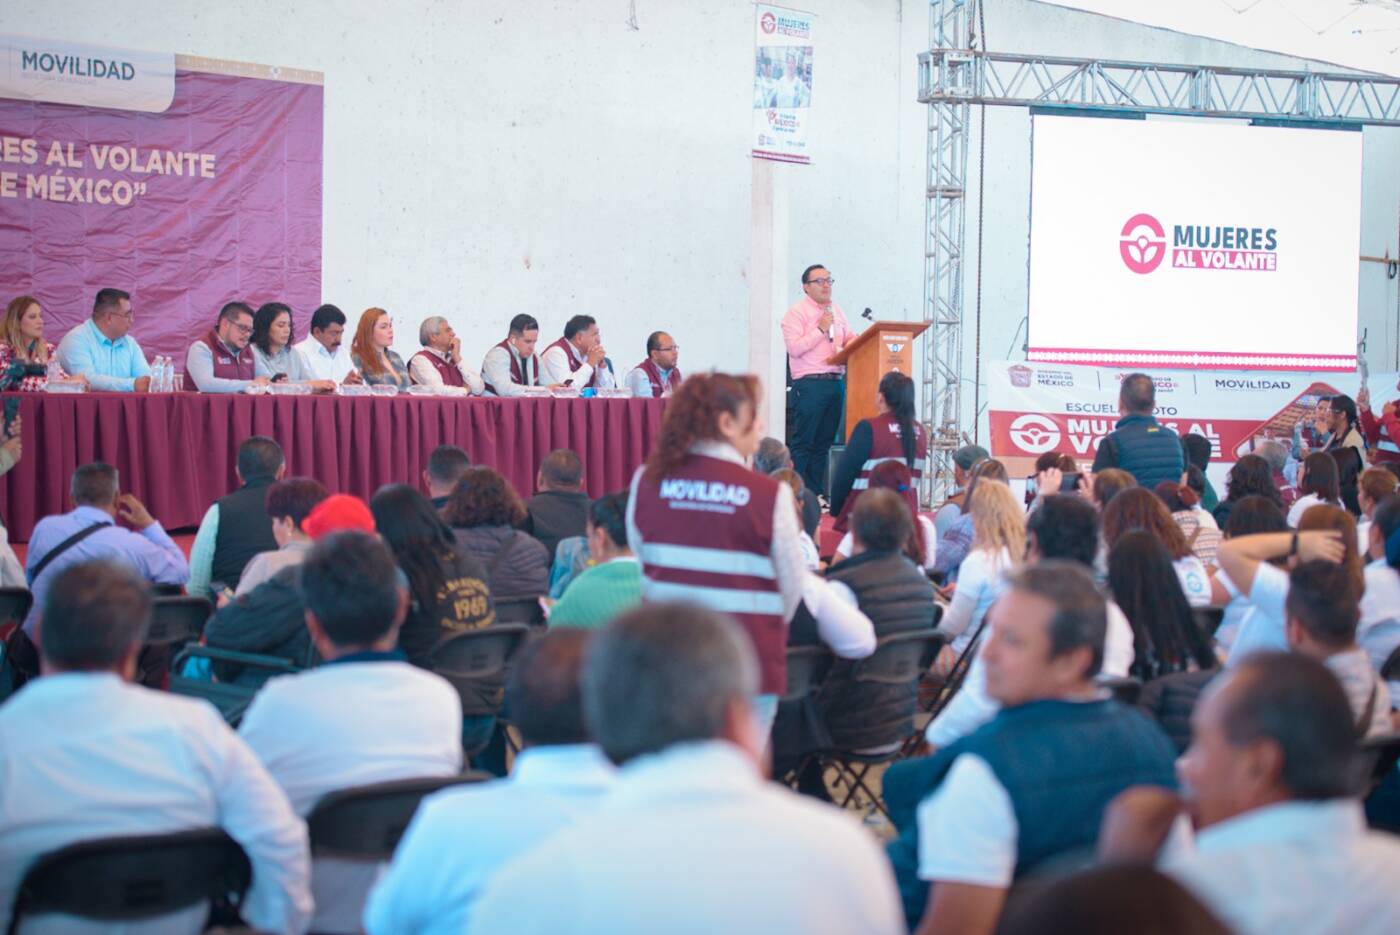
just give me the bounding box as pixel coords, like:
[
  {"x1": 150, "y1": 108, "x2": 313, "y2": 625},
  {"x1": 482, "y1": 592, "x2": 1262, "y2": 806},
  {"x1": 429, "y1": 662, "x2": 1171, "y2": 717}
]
[{"x1": 547, "y1": 558, "x2": 644, "y2": 630}]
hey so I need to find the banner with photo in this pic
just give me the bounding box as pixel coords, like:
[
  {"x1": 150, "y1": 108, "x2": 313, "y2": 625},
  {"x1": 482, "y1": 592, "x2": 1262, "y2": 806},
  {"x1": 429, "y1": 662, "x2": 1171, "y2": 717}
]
[
  {"x1": 986, "y1": 360, "x2": 1392, "y2": 482},
  {"x1": 0, "y1": 34, "x2": 323, "y2": 359},
  {"x1": 751, "y1": 4, "x2": 814, "y2": 165}
]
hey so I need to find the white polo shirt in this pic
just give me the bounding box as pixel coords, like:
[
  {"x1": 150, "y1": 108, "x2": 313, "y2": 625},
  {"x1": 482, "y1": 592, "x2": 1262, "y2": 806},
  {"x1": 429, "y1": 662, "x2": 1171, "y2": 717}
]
[
  {"x1": 293, "y1": 334, "x2": 356, "y2": 382},
  {"x1": 239, "y1": 655, "x2": 463, "y2": 934},
  {"x1": 363, "y1": 744, "x2": 616, "y2": 935},
  {"x1": 0, "y1": 673, "x2": 312, "y2": 935},
  {"x1": 471, "y1": 740, "x2": 904, "y2": 934},
  {"x1": 1164, "y1": 799, "x2": 1400, "y2": 935}
]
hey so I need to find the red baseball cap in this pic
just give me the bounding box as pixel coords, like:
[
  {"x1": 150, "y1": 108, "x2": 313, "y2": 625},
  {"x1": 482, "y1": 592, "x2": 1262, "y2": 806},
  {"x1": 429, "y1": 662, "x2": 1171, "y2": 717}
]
[{"x1": 301, "y1": 494, "x2": 376, "y2": 540}]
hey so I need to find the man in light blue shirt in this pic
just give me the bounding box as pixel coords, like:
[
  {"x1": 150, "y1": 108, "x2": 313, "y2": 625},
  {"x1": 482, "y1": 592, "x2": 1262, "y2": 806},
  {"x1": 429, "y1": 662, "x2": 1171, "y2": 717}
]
[
  {"x1": 363, "y1": 628, "x2": 616, "y2": 935},
  {"x1": 23, "y1": 462, "x2": 188, "y2": 634},
  {"x1": 55, "y1": 288, "x2": 152, "y2": 393}
]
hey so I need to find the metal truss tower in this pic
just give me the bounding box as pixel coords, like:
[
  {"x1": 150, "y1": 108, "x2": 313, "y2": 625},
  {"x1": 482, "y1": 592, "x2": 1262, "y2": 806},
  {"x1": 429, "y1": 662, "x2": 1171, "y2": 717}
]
[{"x1": 917, "y1": 0, "x2": 1400, "y2": 505}]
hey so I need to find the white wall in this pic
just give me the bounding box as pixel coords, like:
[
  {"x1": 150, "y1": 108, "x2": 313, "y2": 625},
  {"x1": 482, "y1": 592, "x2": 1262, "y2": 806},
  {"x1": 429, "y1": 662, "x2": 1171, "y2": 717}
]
[
  {"x1": 6, "y1": 0, "x2": 1396, "y2": 440},
  {"x1": 4, "y1": 0, "x2": 930, "y2": 405}
]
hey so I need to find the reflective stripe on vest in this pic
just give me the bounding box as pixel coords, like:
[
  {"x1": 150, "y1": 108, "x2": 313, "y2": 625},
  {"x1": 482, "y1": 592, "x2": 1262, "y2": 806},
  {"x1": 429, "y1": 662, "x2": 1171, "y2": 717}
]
[
  {"x1": 638, "y1": 543, "x2": 776, "y2": 580},
  {"x1": 643, "y1": 580, "x2": 785, "y2": 616},
  {"x1": 852, "y1": 456, "x2": 924, "y2": 491}
]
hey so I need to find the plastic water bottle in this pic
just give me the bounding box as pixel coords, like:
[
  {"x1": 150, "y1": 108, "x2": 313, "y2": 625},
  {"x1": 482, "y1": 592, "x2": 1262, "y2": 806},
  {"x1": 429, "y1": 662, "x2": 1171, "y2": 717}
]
[
  {"x1": 155, "y1": 356, "x2": 169, "y2": 393},
  {"x1": 46, "y1": 358, "x2": 62, "y2": 385},
  {"x1": 162, "y1": 356, "x2": 175, "y2": 392}
]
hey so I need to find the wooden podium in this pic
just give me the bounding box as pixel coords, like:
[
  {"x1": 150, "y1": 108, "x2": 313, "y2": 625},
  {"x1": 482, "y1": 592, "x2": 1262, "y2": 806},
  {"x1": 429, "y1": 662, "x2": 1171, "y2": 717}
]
[{"x1": 828, "y1": 320, "x2": 931, "y2": 434}]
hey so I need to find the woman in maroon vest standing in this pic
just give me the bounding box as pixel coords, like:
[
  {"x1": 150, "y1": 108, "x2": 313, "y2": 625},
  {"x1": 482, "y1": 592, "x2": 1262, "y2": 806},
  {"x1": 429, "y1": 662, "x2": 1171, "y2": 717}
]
[
  {"x1": 627, "y1": 372, "x2": 809, "y2": 735},
  {"x1": 828, "y1": 371, "x2": 928, "y2": 535}
]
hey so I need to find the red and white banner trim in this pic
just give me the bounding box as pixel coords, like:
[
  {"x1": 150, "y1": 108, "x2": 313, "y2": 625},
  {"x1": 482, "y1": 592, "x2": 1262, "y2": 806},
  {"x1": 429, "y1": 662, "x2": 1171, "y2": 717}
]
[{"x1": 1027, "y1": 347, "x2": 1356, "y2": 372}]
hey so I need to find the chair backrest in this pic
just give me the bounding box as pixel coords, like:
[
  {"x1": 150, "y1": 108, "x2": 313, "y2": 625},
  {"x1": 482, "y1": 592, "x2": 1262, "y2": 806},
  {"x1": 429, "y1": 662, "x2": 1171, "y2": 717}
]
[
  {"x1": 493, "y1": 596, "x2": 546, "y2": 627},
  {"x1": 147, "y1": 596, "x2": 214, "y2": 646},
  {"x1": 168, "y1": 645, "x2": 304, "y2": 726},
  {"x1": 306, "y1": 773, "x2": 490, "y2": 859},
  {"x1": 429, "y1": 624, "x2": 532, "y2": 716},
  {"x1": 150, "y1": 583, "x2": 186, "y2": 597},
  {"x1": 1096, "y1": 674, "x2": 1144, "y2": 706},
  {"x1": 782, "y1": 645, "x2": 834, "y2": 703},
  {"x1": 853, "y1": 630, "x2": 947, "y2": 686},
  {"x1": 7, "y1": 828, "x2": 250, "y2": 935},
  {"x1": 1191, "y1": 606, "x2": 1225, "y2": 637},
  {"x1": 1137, "y1": 668, "x2": 1219, "y2": 753},
  {"x1": 0, "y1": 587, "x2": 32, "y2": 630}
]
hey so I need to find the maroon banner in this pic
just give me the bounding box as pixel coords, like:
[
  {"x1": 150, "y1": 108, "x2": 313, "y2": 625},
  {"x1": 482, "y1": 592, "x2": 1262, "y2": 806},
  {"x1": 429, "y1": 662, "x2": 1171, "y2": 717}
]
[{"x1": 0, "y1": 64, "x2": 322, "y2": 358}]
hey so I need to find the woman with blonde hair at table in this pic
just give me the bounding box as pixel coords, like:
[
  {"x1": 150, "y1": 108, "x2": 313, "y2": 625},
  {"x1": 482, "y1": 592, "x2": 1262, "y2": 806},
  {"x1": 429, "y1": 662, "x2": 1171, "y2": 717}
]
[
  {"x1": 350, "y1": 306, "x2": 411, "y2": 390},
  {"x1": 0, "y1": 295, "x2": 86, "y2": 391}
]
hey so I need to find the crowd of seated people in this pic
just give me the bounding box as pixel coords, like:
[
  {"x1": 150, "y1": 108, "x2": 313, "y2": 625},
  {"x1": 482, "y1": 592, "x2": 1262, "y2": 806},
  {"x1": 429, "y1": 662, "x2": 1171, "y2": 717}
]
[
  {"x1": 0, "y1": 367, "x2": 1398, "y2": 935},
  {"x1": 2, "y1": 289, "x2": 684, "y2": 397}
]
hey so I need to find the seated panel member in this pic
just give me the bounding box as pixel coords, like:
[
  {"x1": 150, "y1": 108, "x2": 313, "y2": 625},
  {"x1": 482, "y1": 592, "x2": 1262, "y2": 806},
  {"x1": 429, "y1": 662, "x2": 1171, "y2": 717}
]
[
  {"x1": 625, "y1": 330, "x2": 682, "y2": 398},
  {"x1": 540, "y1": 314, "x2": 616, "y2": 390},
  {"x1": 482, "y1": 313, "x2": 544, "y2": 396},
  {"x1": 187, "y1": 301, "x2": 271, "y2": 394},
  {"x1": 294, "y1": 303, "x2": 362, "y2": 384},
  {"x1": 409, "y1": 316, "x2": 485, "y2": 394},
  {"x1": 0, "y1": 295, "x2": 86, "y2": 391},
  {"x1": 351, "y1": 307, "x2": 411, "y2": 390},
  {"x1": 55, "y1": 288, "x2": 152, "y2": 393},
  {"x1": 250, "y1": 302, "x2": 334, "y2": 391}
]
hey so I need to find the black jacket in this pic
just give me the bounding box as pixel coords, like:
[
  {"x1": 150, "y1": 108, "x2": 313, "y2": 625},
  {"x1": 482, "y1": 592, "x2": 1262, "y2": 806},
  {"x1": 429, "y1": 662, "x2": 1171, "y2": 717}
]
[
  {"x1": 523, "y1": 490, "x2": 590, "y2": 559},
  {"x1": 202, "y1": 565, "x2": 315, "y2": 687}
]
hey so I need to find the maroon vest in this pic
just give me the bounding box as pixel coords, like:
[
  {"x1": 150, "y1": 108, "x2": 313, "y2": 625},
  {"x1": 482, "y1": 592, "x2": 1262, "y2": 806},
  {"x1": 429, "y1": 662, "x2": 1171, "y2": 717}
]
[
  {"x1": 632, "y1": 454, "x2": 786, "y2": 694},
  {"x1": 833, "y1": 414, "x2": 928, "y2": 533},
  {"x1": 632, "y1": 358, "x2": 682, "y2": 398},
  {"x1": 410, "y1": 349, "x2": 465, "y2": 387},
  {"x1": 488, "y1": 338, "x2": 538, "y2": 394},
  {"x1": 545, "y1": 336, "x2": 598, "y2": 389},
  {"x1": 201, "y1": 331, "x2": 255, "y2": 380}
]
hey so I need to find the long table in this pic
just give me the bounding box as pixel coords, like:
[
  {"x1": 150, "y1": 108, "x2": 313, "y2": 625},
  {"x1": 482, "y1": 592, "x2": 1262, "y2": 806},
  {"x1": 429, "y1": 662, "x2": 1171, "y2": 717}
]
[{"x1": 0, "y1": 391, "x2": 667, "y2": 542}]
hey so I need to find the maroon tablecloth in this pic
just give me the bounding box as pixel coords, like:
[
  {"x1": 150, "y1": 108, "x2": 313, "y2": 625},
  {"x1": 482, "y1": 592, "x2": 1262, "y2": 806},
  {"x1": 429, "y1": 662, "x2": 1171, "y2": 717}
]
[{"x1": 0, "y1": 391, "x2": 666, "y2": 542}]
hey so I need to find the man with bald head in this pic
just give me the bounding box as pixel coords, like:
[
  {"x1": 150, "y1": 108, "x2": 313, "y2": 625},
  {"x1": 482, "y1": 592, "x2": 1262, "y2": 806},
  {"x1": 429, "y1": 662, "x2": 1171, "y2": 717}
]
[
  {"x1": 409, "y1": 316, "x2": 485, "y2": 394},
  {"x1": 625, "y1": 331, "x2": 682, "y2": 398}
]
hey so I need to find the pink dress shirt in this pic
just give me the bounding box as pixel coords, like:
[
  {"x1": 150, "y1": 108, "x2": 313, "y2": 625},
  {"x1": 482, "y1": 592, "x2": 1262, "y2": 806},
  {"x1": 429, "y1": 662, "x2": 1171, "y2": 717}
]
[{"x1": 781, "y1": 297, "x2": 853, "y2": 378}]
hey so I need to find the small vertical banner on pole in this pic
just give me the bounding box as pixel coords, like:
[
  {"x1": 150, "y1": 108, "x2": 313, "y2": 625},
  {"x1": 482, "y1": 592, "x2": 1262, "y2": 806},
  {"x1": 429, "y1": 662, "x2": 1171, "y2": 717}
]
[{"x1": 751, "y1": 5, "x2": 815, "y2": 165}]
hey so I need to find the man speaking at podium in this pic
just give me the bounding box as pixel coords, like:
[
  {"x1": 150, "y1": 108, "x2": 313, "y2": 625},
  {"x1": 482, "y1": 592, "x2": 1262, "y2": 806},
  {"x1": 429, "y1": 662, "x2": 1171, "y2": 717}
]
[{"x1": 782, "y1": 264, "x2": 854, "y2": 502}]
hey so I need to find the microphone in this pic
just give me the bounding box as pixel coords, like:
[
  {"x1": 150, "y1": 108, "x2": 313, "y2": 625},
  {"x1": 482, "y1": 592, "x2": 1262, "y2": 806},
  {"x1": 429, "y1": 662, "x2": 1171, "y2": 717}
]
[{"x1": 861, "y1": 307, "x2": 874, "y2": 321}]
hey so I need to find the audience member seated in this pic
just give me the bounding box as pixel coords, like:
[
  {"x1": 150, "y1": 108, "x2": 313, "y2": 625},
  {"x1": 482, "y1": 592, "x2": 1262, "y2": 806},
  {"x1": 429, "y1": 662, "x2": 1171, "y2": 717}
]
[
  {"x1": 236, "y1": 478, "x2": 329, "y2": 596},
  {"x1": 523, "y1": 449, "x2": 590, "y2": 557},
  {"x1": 203, "y1": 494, "x2": 376, "y2": 685},
  {"x1": 0, "y1": 295, "x2": 84, "y2": 390},
  {"x1": 832, "y1": 460, "x2": 937, "y2": 570},
  {"x1": 829, "y1": 371, "x2": 928, "y2": 535},
  {"x1": 1100, "y1": 652, "x2": 1400, "y2": 934},
  {"x1": 293, "y1": 303, "x2": 362, "y2": 384},
  {"x1": 1086, "y1": 466, "x2": 1136, "y2": 513},
  {"x1": 481, "y1": 313, "x2": 544, "y2": 396},
  {"x1": 937, "y1": 480, "x2": 1022, "y2": 655},
  {"x1": 1252, "y1": 438, "x2": 1298, "y2": 507},
  {"x1": 1156, "y1": 473, "x2": 1221, "y2": 566},
  {"x1": 1215, "y1": 517, "x2": 1350, "y2": 665},
  {"x1": 540, "y1": 314, "x2": 616, "y2": 389},
  {"x1": 443, "y1": 467, "x2": 550, "y2": 597},
  {"x1": 1181, "y1": 432, "x2": 1220, "y2": 513},
  {"x1": 350, "y1": 306, "x2": 410, "y2": 389},
  {"x1": 771, "y1": 469, "x2": 821, "y2": 568},
  {"x1": 1211, "y1": 495, "x2": 1289, "y2": 654},
  {"x1": 17, "y1": 464, "x2": 188, "y2": 683},
  {"x1": 0, "y1": 416, "x2": 22, "y2": 587},
  {"x1": 249, "y1": 301, "x2": 334, "y2": 391},
  {"x1": 1356, "y1": 466, "x2": 1396, "y2": 550},
  {"x1": 1213, "y1": 454, "x2": 1284, "y2": 528},
  {"x1": 547, "y1": 492, "x2": 642, "y2": 629},
  {"x1": 239, "y1": 531, "x2": 462, "y2": 935},
  {"x1": 624, "y1": 329, "x2": 682, "y2": 398},
  {"x1": 817, "y1": 490, "x2": 936, "y2": 754},
  {"x1": 409, "y1": 316, "x2": 485, "y2": 393},
  {"x1": 1360, "y1": 493, "x2": 1400, "y2": 697},
  {"x1": 424, "y1": 443, "x2": 472, "y2": 510},
  {"x1": 471, "y1": 603, "x2": 904, "y2": 933},
  {"x1": 933, "y1": 444, "x2": 989, "y2": 540},
  {"x1": 1284, "y1": 560, "x2": 1392, "y2": 737},
  {"x1": 189, "y1": 435, "x2": 285, "y2": 598},
  {"x1": 754, "y1": 436, "x2": 822, "y2": 538},
  {"x1": 1103, "y1": 488, "x2": 1212, "y2": 606},
  {"x1": 364, "y1": 629, "x2": 616, "y2": 935},
  {"x1": 934, "y1": 458, "x2": 1010, "y2": 577},
  {"x1": 1287, "y1": 451, "x2": 1343, "y2": 526},
  {"x1": 1024, "y1": 452, "x2": 1084, "y2": 514},
  {"x1": 1357, "y1": 379, "x2": 1400, "y2": 467},
  {"x1": 923, "y1": 494, "x2": 1135, "y2": 750},
  {"x1": 0, "y1": 561, "x2": 312, "y2": 934},
  {"x1": 886, "y1": 563, "x2": 1177, "y2": 935},
  {"x1": 1107, "y1": 531, "x2": 1218, "y2": 680},
  {"x1": 1091, "y1": 372, "x2": 1184, "y2": 491},
  {"x1": 997, "y1": 864, "x2": 1230, "y2": 935},
  {"x1": 368, "y1": 484, "x2": 495, "y2": 668},
  {"x1": 186, "y1": 301, "x2": 270, "y2": 394},
  {"x1": 55, "y1": 287, "x2": 151, "y2": 392}
]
